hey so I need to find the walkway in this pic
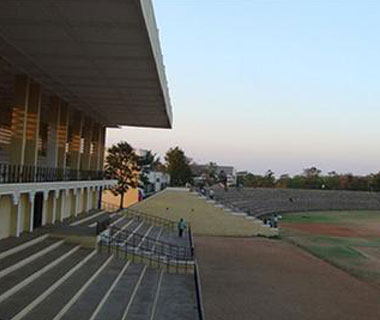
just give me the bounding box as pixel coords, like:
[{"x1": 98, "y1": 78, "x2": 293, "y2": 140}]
[{"x1": 195, "y1": 236, "x2": 380, "y2": 320}]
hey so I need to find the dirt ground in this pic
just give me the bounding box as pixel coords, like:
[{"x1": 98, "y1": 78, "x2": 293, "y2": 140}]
[
  {"x1": 195, "y1": 236, "x2": 380, "y2": 320},
  {"x1": 281, "y1": 222, "x2": 362, "y2": 237}
]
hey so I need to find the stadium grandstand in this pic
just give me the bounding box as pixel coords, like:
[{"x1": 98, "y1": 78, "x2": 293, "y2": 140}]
[
  {"x1": 0, "y1": 1, "x2": 201, "y2": 319},
  {"x1": 212, "y1": 186, "x2": 380, "y2": 218}
]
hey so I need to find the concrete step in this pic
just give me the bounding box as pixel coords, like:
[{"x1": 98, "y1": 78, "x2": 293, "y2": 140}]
[
  {"x1": 0, "y1": 247, "x2": 93, "y2": 319},
  {"x1": 77, "y1": 212, "x2": 110, "y2": 228},
  {"x1": 158, "y1": 230, "x2": 189, "y2": 247},
  {"x1": 23, "y1": 251, "x2": 110, "y2": 320},
  {"x1": 94, "y1": 263, "x2": 145, "y2": 320},
  {"x1": 0, "y1": 237, "x2": 62, "y2": 272},
  {"x1": 0, "y1": 233, "x2": 49, "y2": 256},
  {"x1": 60, "y1": 257, "x2": 127, "y2": 320},
  {"x1": 153, "y1": 273, "x2": 198, "y2": 320},
  {"x1": 125, "y1": 267, "x2": 161, "y2": 320},
  {"x1": 0, "y1": 242, "x2": 77, "y2": 298}
]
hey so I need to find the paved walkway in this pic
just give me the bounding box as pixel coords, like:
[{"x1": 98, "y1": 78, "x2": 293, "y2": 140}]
[
  {"x1": 195, "y1": 236, "x2": 380, "y2": 320},
  {"x1": 131, "y1": 189, "x2": 275, "y2": 237}
]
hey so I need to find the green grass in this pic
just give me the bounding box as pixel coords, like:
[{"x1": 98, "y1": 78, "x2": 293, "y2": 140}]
[
  {"x1": 282, "y1": 210, "x2": 380, "y2": 224},
  {"x1": 281, "y1": 210, "x2": 380, "y2": 285}
]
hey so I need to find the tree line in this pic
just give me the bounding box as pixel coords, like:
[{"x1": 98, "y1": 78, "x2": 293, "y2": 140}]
[{"x1": 238, "y1": 167, "x2": 380, "y2": 192}]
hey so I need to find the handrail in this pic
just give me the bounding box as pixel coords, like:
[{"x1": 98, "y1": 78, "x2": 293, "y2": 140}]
[
  {"x1": 110, "y1": 225, "x2": 193, "y2": 261},
  {"x1": 0, "y1": 162, "x2": 104, "y2": 184},
  {"x1": 101, "y1": 201, "x2": 177, "y2": 230},
  {"x1": 99, "y1": 233, "x2": 194, "y2": 274},
  {"x1": 188, "y1": 227, "x2": 206, "y2": 320},
  {"x1": 124, "y1": 207, "x2": 177, "y2": 230}
]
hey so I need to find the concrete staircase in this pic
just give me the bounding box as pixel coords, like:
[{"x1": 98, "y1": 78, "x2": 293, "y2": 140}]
[{"x1": 0, "y1": 210, "x2": 199, "y2": 320}]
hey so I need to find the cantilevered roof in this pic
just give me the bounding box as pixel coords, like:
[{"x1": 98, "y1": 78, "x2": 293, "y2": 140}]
[{"x1": 0, "y1": 0, "x2": 172, "y2": 128}]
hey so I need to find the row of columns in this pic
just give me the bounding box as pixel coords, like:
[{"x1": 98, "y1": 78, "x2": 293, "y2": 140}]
[
  {"x1": 10, "y1": 185, "x2": 102, "y2": 237},
  {"x1": 8, "y1": 74, "x2": 106, "y2": 171}
]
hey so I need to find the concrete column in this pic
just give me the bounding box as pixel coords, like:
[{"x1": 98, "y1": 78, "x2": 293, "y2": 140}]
[
  {"x1": 57, "y1": 103, "x2": 69, "y2": 169},
  {"x1": 29, "y1": 192, "x2": 35, "y2": 232},
  {"x1": 70, "y1": 111, "x2": 83, "y2": 172},
  {"x1": 46, "y1": 97, "x2": 61, "y2": 168},
  {"x1": 87, "y1": 187, "x2": 92, "y2": 212},
  {"x1": 99, "y1": 126, "x2": 106, "y2": 171},
  {"x1": 10, "y1": 194, "x2": 21, "y2": 237},
  {"x1": 10, "y1": 75, "x2": 30, "y2": 165},
  {"x1": 81, "y1": 118, "x2": 93, "y2": 171},
  {"x1": 24, "y1": 82, "x2": 42, "y2": 166},
  {"x1": 90, "y1": 123, "x2": 101, "y2": 171},
  {"x1": 52, "y1": 190, "x2": 58, "y2": 224}
]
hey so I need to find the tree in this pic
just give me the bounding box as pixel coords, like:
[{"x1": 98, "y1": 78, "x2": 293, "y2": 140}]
[
  {"x1": 164, "y1": 147, "x2": 192, "y2": 186},
  {"x1": 105, "y1": 142, "x2": 140, "y2": 209},
  {"x1": 138, "y1": 150, "x2": 161, "y2": 189},
  {"x1": 205, "y1": 162, "x2": 218, "y2": 186}
]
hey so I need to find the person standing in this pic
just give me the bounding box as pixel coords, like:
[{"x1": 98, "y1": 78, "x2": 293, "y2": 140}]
[{"x1": 178, "y1": 218, "x2": 186, "y2": 237}]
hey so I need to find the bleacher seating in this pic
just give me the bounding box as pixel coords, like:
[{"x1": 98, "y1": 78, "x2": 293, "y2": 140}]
[
  {"x1": 0, "y1": 207, "x2": 198, "y2": 320},
  {"x1": 212, "y1": 186, "x2": 380, "y2": 217}
]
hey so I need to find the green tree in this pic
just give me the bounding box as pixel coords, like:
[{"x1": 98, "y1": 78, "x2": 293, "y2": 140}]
[
  {"x1": 138, "y1": 150, "x2": 161, "y2": 189},
  {"x1": 205, "y1": 162, "x2": 218, "y2": 186},
  {"x1": 105, "y1": 142, "x2": 140, "y2": 209},
  {"x1": 165, "y1": 147, "x2": 193, "y2": 186}
]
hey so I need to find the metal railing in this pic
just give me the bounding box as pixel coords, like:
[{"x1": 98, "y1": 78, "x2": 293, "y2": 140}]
[
  {"x1": 124, "y1": 208, "x2": 177, "y2": 230},
  {"x1": 99, "y1": 232, "x2": 194, "y2": 274},
  {"x1": 110, "y1": 225, "x2": 193, "y2": 261},
  {"x1": 189, "y1": 227, "x2": 206, "y2": 320},
  {"x1": 0, "y1": 162, "x2": 104, "y2": 183},
  {"x1": 101, "y1": 201, "x2": 177, "y2": 230}
]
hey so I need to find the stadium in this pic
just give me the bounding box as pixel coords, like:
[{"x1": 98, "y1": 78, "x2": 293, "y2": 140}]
[{"x1": 0, "y1": 1, "x2": 380, "y2": 320}]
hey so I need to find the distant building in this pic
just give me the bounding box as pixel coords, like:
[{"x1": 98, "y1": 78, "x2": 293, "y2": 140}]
[{"x1": 191, "y1": 164, "x2": 236, "y2": 185}]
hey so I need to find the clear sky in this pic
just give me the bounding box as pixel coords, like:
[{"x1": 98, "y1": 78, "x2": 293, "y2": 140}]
[{"x1": 107, "y1": 0, "x2": 380, "y2": 176}]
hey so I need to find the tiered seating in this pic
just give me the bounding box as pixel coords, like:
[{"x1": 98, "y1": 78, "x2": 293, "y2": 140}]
[
  {"x1": 0, "y1": 208, "x2": 199, "y2": 319},
  {"x1": 212, "y1": 186, "x2": 380, "y2": 217}
]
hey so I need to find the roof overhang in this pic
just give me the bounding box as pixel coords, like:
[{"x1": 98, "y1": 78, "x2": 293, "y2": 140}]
[{"x1": 0, "y1": 0, "x2": 172, "y2": 128}]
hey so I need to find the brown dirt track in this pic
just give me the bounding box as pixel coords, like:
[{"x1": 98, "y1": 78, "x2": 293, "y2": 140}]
[
  {"x1": 281, "y1": 223, "x2": 362, "y2": 237},
  {"x1": 195, "y1": 236, "x2": 380, "y2": 320}
]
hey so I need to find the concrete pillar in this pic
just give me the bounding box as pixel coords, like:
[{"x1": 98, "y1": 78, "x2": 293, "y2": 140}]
[
  {"x1": 70, "y1": 111, "x2": 83, "y2": 172},
  {"x1": 10, "y1": 194, "x2": 21, "y2": 237},
  {"x1": 52, "y1": 190, "x2": 58, "y2": 224},
  {"x1": 10, "y1": 75, "x2": 30, "y2": 165},
  {"x1": 46, "y1": 97, "x2": 61, "y2": 168},
  {"x1": 90, "y1": 123, "x2": 101, "y2": 171},
  {"x1": 87, "y1": 187, "x2": 92, "y2": 212},
  {"x1": 99, "y1": 126, "x2": 106, "y2": 171},
  {"x1": 81, "y1": 118, "x2": 93, "y2": 171},
  {"x1": 24, "y1": 82, "x2": 42, "y2": 166},
  {"x1": 57, "y1": 103, "x2": 69, "y2": 170},
  {"x1": 29, "y1": 192, "x2": 35, "y2": 232}
]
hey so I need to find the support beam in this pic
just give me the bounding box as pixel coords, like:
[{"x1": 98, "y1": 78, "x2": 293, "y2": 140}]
[
  {"x1": 99, "y1": 126, "x2": 106, "y2": 171},
  {"x1": 24, "y1": 82, "x2": 42, "y2": 166},
  {"x1": 57, "y1": 102, "x2": 69, "y2": 170},
  {"x1": 70, "y1": 111, "x2": 83, "y2": 172},
  {"x1": 29, "y1": 193, "x2": 35, "y2": 232},
  {"x1": 90, "y1": 123, "x2": 100, "y2": 171},
  {"x1": 46, "y1": 97, "x2": 61, "y2": 168},
  {"x1": 81, "y1": 118, "x2": 93, "y2": 171},
  {"x1": 10, "y1": 75, "x2": 30, "y2": 165}
]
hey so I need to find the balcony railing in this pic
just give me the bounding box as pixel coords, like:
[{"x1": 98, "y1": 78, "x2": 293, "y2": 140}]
[{"x1": 0, "y1": 162, "x2": 105, "y2": 184}]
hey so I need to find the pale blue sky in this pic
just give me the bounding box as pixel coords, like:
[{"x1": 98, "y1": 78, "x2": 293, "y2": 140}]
[{"x1": 107, "y1": 0, "x2": 380, "y2": 176}]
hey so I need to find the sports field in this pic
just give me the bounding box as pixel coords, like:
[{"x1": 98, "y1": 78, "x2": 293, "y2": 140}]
[{"x1": 280, "y1": 210, "x2": 380, "y2": 286}]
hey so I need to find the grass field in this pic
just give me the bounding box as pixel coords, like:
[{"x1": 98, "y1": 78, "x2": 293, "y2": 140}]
[{"x1": 280, "y1": 210, "x2": 380, "y2": 286}]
